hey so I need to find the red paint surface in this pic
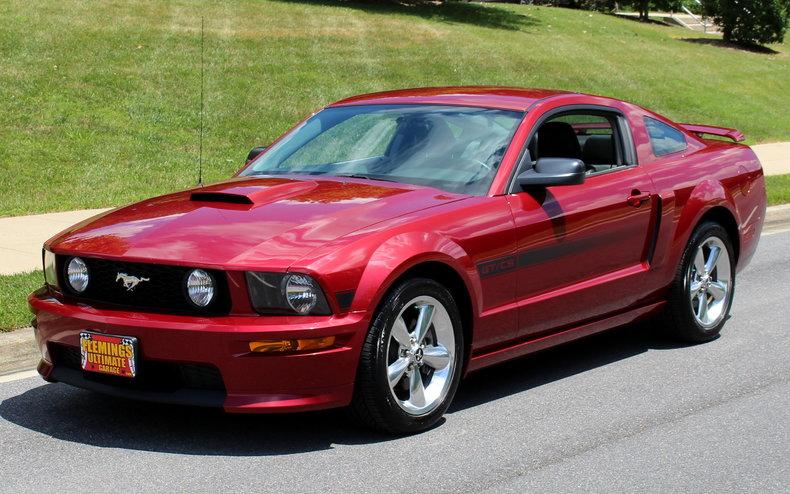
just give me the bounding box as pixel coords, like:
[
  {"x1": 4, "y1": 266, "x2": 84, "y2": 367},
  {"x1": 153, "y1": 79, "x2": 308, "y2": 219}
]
[{"x1": 31, "y1": 87, "x2": 767, "y2": 412}]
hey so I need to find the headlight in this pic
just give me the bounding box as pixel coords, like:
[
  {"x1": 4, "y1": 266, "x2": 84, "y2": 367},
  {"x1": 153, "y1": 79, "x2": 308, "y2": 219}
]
[
  {"x1": 43, "y1": 249, "x2": 58, "y2": 288},
  {"x1": 284, "y1": 274, "x2": 322, "y2": 314},
  {"x1": 186, "y1": 269, "x2": 215, "y2": 307},
  {"x1": 245, "y1": 272, "x2": 331, "y2": 315},
  {"x1": 66, "y1": 257, "x2": 89, "y2": 293}
]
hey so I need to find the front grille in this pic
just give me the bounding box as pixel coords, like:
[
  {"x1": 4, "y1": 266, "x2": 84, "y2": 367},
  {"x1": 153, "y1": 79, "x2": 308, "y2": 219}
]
[
  {"x1": 49, "y1": 343, "x2": 225, "y2": 392},
  {"x1": 56, "y1": 256, "x2": 231, "y2": 315}
]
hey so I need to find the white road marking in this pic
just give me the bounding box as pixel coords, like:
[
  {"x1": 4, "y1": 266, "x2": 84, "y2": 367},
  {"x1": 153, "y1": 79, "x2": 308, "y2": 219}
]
[{"x1": 0, "y1": 369, "x2": 39, "y2": 383}]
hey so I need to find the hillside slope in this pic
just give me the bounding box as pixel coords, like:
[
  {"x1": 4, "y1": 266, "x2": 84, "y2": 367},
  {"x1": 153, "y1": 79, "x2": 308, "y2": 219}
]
[{"x1": 0, "y1": 0, "x2": 787, "y2": 215}]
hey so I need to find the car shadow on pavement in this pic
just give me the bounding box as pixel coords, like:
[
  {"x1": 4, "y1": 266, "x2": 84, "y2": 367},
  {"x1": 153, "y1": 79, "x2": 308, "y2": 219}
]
[
  {"x1": 0, "y1": 320, "x2": 691, "y2": 456},
  {"x1": 449, "y1": 320, "x2": 692, "y2": 414}
]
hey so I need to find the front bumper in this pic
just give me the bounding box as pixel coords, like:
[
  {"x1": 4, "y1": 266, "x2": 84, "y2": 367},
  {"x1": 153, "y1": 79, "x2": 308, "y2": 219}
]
[{"x1": 29, "y1": 289, "x2": 367, "y2": 413}]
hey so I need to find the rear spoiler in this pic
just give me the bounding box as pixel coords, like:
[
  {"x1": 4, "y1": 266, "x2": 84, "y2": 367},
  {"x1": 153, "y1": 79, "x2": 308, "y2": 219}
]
[{"x1": 679, "y1": 123, "x2": 745, "y2": 142}]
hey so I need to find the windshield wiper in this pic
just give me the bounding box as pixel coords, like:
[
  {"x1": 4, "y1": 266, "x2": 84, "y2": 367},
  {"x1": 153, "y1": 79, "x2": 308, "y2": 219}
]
[{"x1": 334, "y1": 173, "x2": 396, "y2": 183}]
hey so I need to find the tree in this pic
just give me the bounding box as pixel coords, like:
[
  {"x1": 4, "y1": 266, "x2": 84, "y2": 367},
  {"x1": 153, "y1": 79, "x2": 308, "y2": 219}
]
[
  {"x1": 616, "y1": 1, "x2": 684, "y2": 21},
  {"x1": 568, "y1": 1, "x2": 618, "y2": 12},
  {"x1": 702, "y1": 0, "x2": 790, "y2": 45},
  {"x1": 635, "y1": 0, "x2": 650, "y2": 20}
]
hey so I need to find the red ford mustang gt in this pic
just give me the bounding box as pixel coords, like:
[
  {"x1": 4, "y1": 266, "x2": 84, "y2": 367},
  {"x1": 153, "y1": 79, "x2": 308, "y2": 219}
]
[{"x1": 29, "y1": 87, "x2": 766, "y2": 433}]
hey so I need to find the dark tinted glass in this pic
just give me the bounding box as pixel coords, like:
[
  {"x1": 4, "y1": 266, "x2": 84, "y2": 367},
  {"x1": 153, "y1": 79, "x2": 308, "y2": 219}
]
[{"x1": 241, "y1": 105, "x2": 524, "y2": 195}]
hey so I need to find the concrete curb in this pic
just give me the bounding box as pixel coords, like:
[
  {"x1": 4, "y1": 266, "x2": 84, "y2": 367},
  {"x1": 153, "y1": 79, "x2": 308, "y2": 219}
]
[
  {"x1": 2, "y1": 204, "x2": 790, "y2": 375},
  {"x1": 764, "y1": 203, "x2": 790, "y2": 234},
  {"x1": 0, "y1": 327, "x2": 39, "y2": 376}
]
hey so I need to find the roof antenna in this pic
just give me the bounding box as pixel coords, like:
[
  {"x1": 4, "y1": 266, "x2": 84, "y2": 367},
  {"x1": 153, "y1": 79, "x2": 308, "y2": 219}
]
[{"x1": 197, "y1": 16, "x2": 205, "y2": 187}]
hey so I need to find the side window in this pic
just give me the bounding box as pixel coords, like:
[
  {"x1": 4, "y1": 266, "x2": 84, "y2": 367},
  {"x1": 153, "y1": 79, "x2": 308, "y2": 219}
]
[
  {"x1": 644, "y1": 117, "x2": 687, "y2": 157},
  {"x1": 527, "y1": 111, "x2": 624, "y2": 175}
]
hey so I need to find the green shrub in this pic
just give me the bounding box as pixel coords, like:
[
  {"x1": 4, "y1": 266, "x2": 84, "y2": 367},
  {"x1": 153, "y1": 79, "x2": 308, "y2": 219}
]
[{"x1": 703, "y1": 0, "x2": 790, "y2": 45}]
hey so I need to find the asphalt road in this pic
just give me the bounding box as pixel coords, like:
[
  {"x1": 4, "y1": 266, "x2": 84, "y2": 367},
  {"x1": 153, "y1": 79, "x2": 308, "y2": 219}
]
[{"x1": 1, "y1": 230, "x2": 788, "y2": 493}]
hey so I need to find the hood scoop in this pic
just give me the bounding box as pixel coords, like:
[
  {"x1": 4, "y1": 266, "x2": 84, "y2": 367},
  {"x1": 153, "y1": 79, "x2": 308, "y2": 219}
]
[
  {"x1": 190, "y1": 180, "x2": 320, "y2": 206},
  {"x1": 190, "y1": 191, "x2": 253, "y2": 204}
]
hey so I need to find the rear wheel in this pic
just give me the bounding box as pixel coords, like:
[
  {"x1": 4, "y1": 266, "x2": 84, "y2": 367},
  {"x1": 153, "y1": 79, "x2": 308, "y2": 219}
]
[
  {"x1": 664, "y1": 222, "x2": 735, "y2": 342},
  {"x1": 351, "y1": 278, "x2": 464, "y2": 434}
]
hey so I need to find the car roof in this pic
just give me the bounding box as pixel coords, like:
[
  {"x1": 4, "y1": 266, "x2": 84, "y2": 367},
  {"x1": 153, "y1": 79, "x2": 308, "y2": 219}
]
[{"x1": 329, "y1": 86, "x2": 575, "y2": 112}]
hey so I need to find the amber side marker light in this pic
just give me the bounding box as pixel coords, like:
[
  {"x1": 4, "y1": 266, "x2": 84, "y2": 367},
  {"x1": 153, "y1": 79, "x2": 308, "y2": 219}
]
[{"x1": 249, "y1": 336, "x2": 335, "y2": 354}]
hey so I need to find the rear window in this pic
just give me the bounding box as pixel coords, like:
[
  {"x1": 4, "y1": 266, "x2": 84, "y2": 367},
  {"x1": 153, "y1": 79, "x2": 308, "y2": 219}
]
[{"x1": 645, "y1": 117, "x2": 687, "y2": 157}]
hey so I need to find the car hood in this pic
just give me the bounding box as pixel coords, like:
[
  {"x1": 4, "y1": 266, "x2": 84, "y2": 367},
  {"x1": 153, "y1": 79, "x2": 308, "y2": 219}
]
[{"x1": 48, "y1": 176, "x2": 465, "y2": 269}]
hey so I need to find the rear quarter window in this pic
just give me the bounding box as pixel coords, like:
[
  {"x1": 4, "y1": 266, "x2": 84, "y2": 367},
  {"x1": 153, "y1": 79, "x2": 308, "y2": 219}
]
[{"x1": 644, "y1": 117, "x2": 687, "y2": 156}]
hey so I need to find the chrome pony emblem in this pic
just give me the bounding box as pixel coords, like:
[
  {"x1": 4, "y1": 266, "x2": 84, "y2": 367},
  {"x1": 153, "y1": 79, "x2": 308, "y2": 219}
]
[{"x1": 116, "y1": 272, "x2": 150, "y2": 292}]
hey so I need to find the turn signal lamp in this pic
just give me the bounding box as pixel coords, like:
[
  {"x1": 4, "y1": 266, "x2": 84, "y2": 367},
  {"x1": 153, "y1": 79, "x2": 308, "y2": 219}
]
[{"x1": 249, "y1": 336, "x2": 335, "y2": 354}]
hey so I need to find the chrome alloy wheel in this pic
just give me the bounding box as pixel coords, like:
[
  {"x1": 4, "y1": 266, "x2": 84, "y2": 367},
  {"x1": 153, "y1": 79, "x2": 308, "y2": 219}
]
[
  {"x1": 385, "y1": 296, "x2": 456, "y2": 416},
  {"x1": 687, "y1": 236, "x2": 732, "y2": 329}
]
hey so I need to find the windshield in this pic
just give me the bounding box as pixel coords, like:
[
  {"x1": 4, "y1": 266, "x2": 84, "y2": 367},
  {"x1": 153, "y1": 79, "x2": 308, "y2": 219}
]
[{"x1": 241, "y1": 104, "x2": 524, "y2": 195}]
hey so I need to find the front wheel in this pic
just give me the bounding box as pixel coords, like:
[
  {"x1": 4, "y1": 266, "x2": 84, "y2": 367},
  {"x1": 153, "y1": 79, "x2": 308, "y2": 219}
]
[
  {"x1": 664, "y1": 222, "x2": 735, "y2": 342},
  {"x1": 351, "y1": 278, "x2": 464, "y2": 434}
]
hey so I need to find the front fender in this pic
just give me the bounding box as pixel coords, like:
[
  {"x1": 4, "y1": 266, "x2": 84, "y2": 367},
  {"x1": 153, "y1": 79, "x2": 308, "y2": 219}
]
[{"x1": 351, "y1": 231, "x2": 480, "y2": 317}]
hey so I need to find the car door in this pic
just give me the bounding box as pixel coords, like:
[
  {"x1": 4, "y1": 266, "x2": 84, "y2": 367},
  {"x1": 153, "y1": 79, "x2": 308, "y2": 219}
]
[{"x1": 506, "y1": 108, "x2": 658, "y2": 338}]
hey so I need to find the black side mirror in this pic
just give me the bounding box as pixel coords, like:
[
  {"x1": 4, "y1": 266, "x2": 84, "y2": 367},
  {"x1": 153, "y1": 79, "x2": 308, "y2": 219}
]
[
  {"x1": 517, "y1": 158, "x2": 586, "y2": 189},
  {"x1": 246, "y1": 146, "x2": 267, "y2": 163}
]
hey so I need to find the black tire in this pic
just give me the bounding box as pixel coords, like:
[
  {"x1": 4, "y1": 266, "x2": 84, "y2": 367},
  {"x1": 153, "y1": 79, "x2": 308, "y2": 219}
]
[
  {"x1": 350, "y1": 278, "x2": 464, "y2": 434},
  {"x1": 664, "y1": 221, "x2": 736, "y2": 343}
]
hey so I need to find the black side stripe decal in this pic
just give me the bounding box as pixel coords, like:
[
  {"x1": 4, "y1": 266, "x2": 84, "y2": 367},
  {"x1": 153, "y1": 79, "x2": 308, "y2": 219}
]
[
  {"x1": 517, "y1": 235, "x2": 600, "y2": 268},
  {"x1": 477, "y1": 234, "x2": 616, "y2": 278}
]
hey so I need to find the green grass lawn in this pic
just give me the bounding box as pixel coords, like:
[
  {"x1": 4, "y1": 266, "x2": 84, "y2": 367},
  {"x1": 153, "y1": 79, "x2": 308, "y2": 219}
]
[
  {"x1": 0, "y1": 271, "x2": 41, "y2": 332},
  {"x1": 767, "y1": 174, "x2": 790, "y2": 206},
  {"x1": 0, "y1": 0, "x2": 788, "y2": 216}
]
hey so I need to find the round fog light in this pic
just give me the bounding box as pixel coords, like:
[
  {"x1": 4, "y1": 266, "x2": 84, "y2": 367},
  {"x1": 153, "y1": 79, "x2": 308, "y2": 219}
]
[
  {"x1": 66, "y1": 257, "x2": 89, "y2": 293},
  {"x1": 186, "y1": 269, "x2": 215, "y2": 307}
]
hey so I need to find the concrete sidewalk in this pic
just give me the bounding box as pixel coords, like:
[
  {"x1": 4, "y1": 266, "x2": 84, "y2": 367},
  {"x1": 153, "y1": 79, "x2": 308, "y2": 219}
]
[
  {"x1": 0, "y1": 142, "x2": 788, "y2": 276},
  {"x1": 0, "y1": 209, "x2": 109, "y2": 275},
  {"x1": 752, "y1": 143, "x2": 790, "y2": 176}
]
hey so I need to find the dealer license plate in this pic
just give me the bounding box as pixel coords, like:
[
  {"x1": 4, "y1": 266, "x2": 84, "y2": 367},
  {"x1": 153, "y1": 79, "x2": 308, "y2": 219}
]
[{"x1": 79, "y1": 331, "x2": 138, "y2": 378}]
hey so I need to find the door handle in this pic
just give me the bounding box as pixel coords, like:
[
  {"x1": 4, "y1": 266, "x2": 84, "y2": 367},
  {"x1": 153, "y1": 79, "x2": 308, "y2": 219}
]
[{"x1": 627, "y1": 190, "x2": 651, "y2": 207}]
